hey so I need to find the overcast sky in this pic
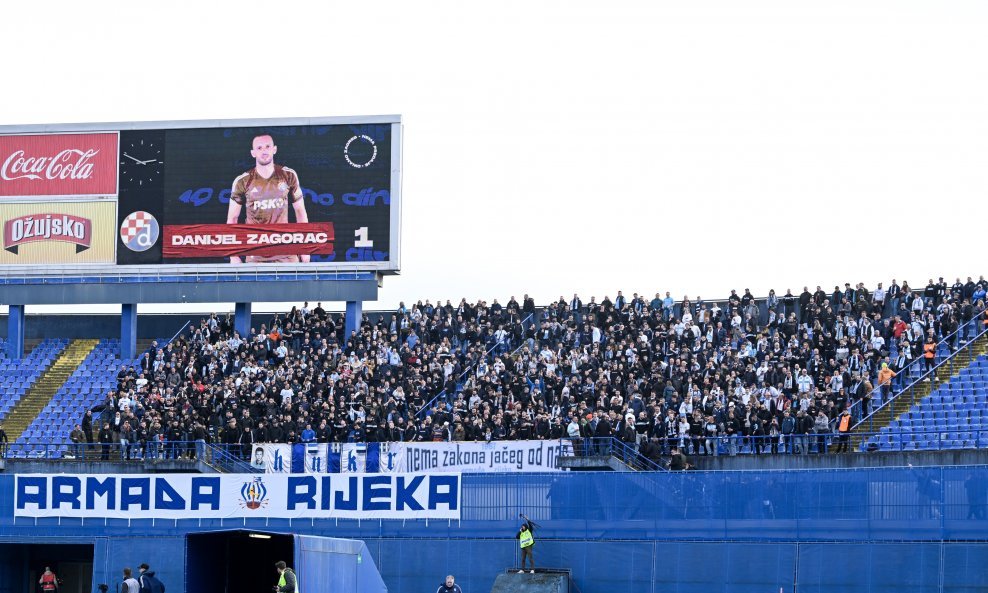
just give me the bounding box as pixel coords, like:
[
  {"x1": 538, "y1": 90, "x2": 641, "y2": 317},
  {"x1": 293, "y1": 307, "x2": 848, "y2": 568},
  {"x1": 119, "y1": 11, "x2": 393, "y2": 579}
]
[{"x1": 1, "y1": 1, "x2": 986, "y2": 314}]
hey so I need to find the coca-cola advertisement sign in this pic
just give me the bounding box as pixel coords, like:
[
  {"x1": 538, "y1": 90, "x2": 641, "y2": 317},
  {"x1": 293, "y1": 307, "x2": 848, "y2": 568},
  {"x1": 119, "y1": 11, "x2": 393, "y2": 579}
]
[{"x1": 0, "y1": 133, "x2": 118, "y2": 198}]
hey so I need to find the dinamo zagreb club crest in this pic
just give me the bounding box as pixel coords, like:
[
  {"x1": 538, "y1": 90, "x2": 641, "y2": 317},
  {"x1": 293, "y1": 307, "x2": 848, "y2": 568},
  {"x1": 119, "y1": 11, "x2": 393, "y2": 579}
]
[{"x1": 120, "y1": 211, "x2": 159, "y2": 252}]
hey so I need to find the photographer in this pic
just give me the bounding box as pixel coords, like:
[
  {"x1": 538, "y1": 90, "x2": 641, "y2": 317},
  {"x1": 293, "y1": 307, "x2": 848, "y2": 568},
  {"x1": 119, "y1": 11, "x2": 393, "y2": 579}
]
[{"x1": 516, "y1": 514, "x2": 537, "y2": 574}]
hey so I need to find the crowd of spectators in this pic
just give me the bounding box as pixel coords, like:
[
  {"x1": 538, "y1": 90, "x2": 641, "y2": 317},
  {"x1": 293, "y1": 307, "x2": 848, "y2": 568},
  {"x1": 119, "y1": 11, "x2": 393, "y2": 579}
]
[{"x1": 79, "y1": 276, "x2": 988, "y2": 461}]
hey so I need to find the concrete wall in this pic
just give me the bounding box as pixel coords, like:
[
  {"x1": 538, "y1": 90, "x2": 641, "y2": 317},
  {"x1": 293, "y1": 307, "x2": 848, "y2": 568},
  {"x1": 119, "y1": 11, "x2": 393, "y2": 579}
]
[{"x1": 690, "y1": 448, "x2": 988, "y2": 471}]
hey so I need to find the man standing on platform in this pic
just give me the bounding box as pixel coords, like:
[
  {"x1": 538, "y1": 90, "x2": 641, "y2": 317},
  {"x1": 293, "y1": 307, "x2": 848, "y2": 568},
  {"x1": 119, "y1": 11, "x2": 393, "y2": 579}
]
[{"x1": 516, "y1": 514, "x2": 537, "y2": 574}]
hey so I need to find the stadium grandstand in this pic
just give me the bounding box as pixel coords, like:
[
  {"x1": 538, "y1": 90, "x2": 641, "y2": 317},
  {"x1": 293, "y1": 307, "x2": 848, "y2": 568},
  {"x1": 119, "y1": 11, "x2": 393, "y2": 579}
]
[{"x1": 4, "y1": 278, "x2": 987, "y2": 461}]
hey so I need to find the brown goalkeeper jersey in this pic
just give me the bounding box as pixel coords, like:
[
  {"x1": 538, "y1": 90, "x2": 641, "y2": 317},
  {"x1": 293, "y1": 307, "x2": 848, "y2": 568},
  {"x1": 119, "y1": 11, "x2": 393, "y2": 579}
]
[
  {"x1": 230, "y1": 164, "x2": 305, "y2": 262},
  {"x1": 230, "y1": 165, "x2": 303, "y2": 225}
]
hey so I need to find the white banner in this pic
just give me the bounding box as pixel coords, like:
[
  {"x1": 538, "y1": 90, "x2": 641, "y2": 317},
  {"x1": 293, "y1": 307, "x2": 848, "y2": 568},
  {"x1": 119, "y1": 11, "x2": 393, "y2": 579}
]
[
  {"x1": 14, "y1": 473, "x2": 461, "y2": 520},
  {"x1": 247, "y1": 440, "x2": 574, "y2": 474},
  {"x1": 250, "y1": 444, "x2": 291, "y2": 473},
  {"x1": 382, "y1": 440, "x2": 573, "y2": 473}
]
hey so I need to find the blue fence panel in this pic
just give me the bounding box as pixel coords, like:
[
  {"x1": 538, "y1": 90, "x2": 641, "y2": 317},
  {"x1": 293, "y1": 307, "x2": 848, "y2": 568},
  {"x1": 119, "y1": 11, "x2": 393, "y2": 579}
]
[
  {"x1": 652, "y1": 542, "x2": 796, "y2": 593},
  {"x1": 375, "y1": 539, "x2": 516, "y2": 593},
  {"x1": 459, "y1": 466, "x2": 988, "y2": 541},
  {"x1": 96, "y1": 536, "x2": 186, "y2": 593},
  {"x1": 797, "y1": 543, "x2": 942, "y2": 593},
  {"x1": 942, "y1": 543, "x2": 988, "y2": 593}
]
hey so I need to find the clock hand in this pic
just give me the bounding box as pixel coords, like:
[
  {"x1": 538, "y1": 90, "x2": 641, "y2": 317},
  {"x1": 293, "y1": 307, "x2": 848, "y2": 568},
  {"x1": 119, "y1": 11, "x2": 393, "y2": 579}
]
[
  {"x1": 122, "y1": 152, "x2": 143, "y2": 164},
  {"x1": 138, "y1": 159, "x2": 158, "y2": 165}
]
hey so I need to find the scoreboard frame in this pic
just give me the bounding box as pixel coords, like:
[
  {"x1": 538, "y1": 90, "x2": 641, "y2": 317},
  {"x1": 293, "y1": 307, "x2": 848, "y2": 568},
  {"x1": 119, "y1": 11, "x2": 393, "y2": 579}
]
[{"x1": 0, "y1": 115, "x2": 402, "y2": 277}]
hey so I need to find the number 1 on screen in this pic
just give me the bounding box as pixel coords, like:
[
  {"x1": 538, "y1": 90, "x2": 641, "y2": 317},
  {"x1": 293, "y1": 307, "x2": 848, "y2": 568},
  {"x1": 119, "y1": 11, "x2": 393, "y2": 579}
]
[{"x1": 354, "y1": 227, "x2": 374, "y2": 248}]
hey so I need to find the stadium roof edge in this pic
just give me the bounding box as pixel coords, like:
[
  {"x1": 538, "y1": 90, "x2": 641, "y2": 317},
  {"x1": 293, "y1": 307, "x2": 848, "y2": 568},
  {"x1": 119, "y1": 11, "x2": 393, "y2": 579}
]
[{"x1": 0, "y1": 114, "x2": 402, "y2": 134}]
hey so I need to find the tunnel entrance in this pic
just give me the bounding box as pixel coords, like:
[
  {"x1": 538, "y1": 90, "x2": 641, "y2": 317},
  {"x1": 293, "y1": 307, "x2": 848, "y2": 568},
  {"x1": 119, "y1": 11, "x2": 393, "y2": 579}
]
[
  {"x1": 186, "y1": 531, "x2": 294, "y2": 593},
  {"x1": 0, "y1": 543, "x2": 93, "y2": 593}
]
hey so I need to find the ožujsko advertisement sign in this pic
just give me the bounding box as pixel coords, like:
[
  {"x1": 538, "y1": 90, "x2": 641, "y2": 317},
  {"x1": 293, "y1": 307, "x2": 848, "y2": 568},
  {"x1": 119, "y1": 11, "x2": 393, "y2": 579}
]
[{"x1": 0, "y1": 201, "x2": 116, "y2": 264}]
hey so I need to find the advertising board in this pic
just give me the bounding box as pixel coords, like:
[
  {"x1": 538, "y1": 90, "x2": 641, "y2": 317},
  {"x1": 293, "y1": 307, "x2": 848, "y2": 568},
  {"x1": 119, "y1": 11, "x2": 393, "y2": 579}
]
[{"x1": 0, "y1": 116, "x2": 401, "y2": 275}]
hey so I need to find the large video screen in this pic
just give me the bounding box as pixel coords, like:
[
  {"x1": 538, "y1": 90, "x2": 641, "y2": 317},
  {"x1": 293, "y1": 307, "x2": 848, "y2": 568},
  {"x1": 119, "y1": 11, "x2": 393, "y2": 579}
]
[{"x1": 0, "y1": 116, "x2": 401, "y2": 274}]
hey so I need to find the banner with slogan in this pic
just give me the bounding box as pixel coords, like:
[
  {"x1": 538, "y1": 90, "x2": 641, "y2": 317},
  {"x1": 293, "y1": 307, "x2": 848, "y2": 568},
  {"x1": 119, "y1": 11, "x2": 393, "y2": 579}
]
[
  {"x1": 13, "y1": 472, "x2": 460, "y2": 520},
  {"x1": 252, "y1": 440, "x2": 574, "y2": 475}
]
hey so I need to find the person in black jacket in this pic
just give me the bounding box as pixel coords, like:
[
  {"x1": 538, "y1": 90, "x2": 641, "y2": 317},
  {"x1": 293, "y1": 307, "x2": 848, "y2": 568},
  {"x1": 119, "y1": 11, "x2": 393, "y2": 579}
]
[
  {"x1": 273, "y1": 561, "x2": 296, "y2": 593},
  {"x1": 669, "y1": 446, "x2": 691, "y2": 470},
  {"x1": 81, "y1": 410, "x2": 94, "y2": 451},
  {"x1": 593, "y1": 412, "x2": 612, "y2": 455},
  {"x1": 98, "y1": 422, "x2": 113, "y2": 460},
  {"x1": 137, "y1": 564, "x2": 164, "y2": 593},
  {"x1": 436, "y1": 575, "x2": 462, "y2": 593}
]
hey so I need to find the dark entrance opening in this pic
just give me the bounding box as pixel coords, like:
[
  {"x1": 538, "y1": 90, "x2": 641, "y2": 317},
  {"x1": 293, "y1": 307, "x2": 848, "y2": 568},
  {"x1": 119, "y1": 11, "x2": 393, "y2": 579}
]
[
  {"x1": 0, "y1": 543, "x2": 94, "y2": 593},
  {"x1": 186, "y1": 531, "x2": 293, "y2": 593}
]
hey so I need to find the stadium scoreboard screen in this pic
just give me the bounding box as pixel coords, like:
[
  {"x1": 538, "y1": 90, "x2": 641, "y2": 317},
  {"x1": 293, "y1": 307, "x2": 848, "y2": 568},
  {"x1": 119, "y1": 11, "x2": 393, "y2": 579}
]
[{"x1": 0, "y1": 116, "x2": 401, "y2": 275}]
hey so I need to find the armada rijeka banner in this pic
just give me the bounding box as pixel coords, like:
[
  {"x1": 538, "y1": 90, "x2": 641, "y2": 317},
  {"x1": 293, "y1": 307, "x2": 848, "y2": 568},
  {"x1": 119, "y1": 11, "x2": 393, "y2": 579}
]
[
  {"x1": 13, "y1": 473, "x2": 461, "y2": 520},
  {"x1": 0, "y1": 133, "x2": 118, "y2": 198}
]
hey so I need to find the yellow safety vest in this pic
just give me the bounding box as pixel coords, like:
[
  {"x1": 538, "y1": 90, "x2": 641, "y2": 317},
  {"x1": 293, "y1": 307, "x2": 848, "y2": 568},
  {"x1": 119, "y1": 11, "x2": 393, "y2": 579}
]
[
  {"x1": 519, "y1": 529, "x2": 534, "y2": 548},
  {"x1": 278, "y1": 570, "x2": 299, "y2": 593}
]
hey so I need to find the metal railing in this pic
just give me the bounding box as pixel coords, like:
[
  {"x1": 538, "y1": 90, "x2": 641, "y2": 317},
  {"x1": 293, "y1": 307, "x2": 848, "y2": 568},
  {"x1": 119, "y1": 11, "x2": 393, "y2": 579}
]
[
  {"x1": 628, "y1": 427, "x2": 988, "y2": 459},
  {"x1": 0, "y1": 440, "x2": 261, "y2": 472},
  {"x1": 4, "y1": 428, "x2": 988, "y2": 466},
  {"x1": 204, "y1": 443, "x2": 263, "y2": 473},
  {"x1": 416, "y1": 312, "x2": 535, "y2": 417},
  {"x1": 564, "y1": 437, "x2": 668, "y2": 471},
  {"x1": 166, "y1": 320, "x2": 192, "y2": 346},
  {"x1": 852, "y1": 311, "x2": 988, "y2": 432}
]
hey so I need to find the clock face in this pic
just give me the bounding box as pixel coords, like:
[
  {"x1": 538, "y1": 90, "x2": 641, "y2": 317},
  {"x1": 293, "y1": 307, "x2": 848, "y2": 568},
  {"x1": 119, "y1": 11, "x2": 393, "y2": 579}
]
[{"x1": 119, "y1": 138, "x2": 164, "y2": 187}]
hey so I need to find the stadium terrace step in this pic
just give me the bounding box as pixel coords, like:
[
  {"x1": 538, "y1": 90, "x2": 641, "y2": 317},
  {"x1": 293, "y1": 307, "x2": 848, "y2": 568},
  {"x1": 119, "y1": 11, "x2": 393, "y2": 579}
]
[
  {"x1": 136, "y1": 338, "x2": 157, "y2": 354},
  {"x1": 851, "y1": 332, "x2": 988, "y2": 452},
  {"x1": 557, "y1": 438, "x2": 664, "y2": 471},
  {"x1": 1, "y1": 339, "x2": 99, "y2": 441},
  {"x1": 557, "y1": 454, "x2": 633, "y2": 471}
]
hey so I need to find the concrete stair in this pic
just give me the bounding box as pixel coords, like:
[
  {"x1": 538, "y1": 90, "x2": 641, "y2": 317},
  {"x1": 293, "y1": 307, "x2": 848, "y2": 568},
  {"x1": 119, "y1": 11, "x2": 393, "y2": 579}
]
[
  {"x1": 851, "y1": 333, "x2": 988, "y2": 450},
  {"x1": 2, "y1": 339, "x2": 99, "y2": 441},
  {"x1": 492, "y1": 570, "x2": 570, "y2": 593}
]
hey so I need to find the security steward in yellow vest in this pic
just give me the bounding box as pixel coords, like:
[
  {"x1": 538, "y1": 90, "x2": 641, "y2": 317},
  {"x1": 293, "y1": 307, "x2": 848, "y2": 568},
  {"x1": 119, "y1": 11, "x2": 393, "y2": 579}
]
[
  {"x1": 516, "y1": 515, "x2": 536, "y2": 573},
  {"x1": 274, "y1": 561, "x2": 298, "y2": 593}
]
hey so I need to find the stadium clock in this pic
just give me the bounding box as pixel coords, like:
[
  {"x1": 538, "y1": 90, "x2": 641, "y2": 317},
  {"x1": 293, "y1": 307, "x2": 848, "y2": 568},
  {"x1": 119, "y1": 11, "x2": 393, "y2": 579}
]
[{"x1": 119, "y1": 138, "x2": 164, "y2": 187}]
